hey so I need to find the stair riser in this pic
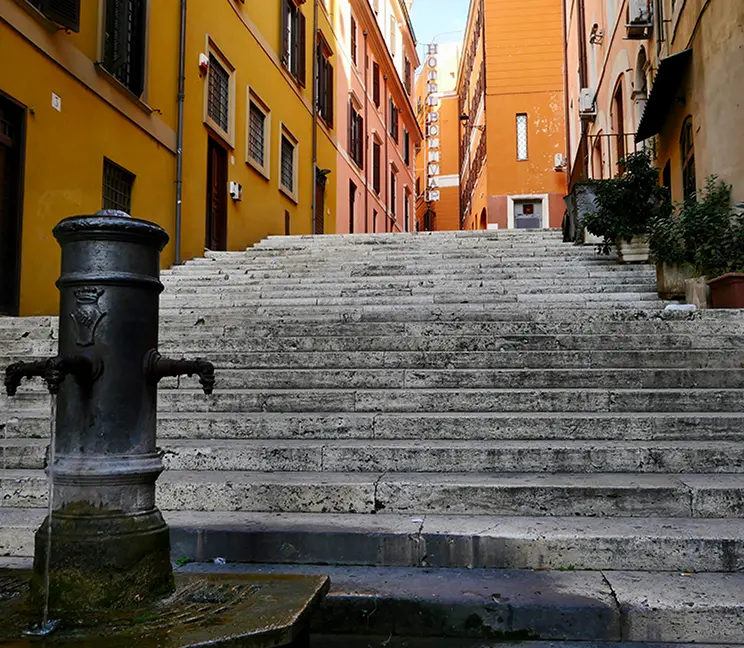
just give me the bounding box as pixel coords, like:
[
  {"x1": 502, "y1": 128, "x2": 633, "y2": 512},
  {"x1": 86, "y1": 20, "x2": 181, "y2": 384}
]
[
  {"x1": 4, "y1": 477, "x2": 740, "y2": 518},
  {"x1": 5, "y1": 443, "x2": 743, "y2": 474},
  {"x1": 5, "y1": 414, "x2": 744, "y2": 442}
]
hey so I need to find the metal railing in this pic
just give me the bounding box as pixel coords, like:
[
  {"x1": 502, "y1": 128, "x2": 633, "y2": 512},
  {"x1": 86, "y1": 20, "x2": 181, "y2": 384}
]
[{"x1": 584, "y1": 132, "x2": 657, "y2": 180}]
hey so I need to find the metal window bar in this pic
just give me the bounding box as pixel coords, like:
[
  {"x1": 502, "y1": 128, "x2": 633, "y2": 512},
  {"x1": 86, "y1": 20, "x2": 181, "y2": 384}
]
[
  {"x1": 281, "y1": 136, "x2": 294, "y2": 191},
  {"x1": 102, "y1": 159, "x2": 135, "y2": 214},
  {"x1": 208, "y1": 55, "x2": 230, "y2": 133},
  {"x1": 248, "y1": 103, "x2": 265, "y2": 166}
]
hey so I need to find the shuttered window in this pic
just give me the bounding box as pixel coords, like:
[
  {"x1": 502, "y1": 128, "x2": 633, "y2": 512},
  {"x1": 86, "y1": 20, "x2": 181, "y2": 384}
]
[
  {"x1": 404, "y1": 129, "x2": 410, "y2": 166},
  {"x1": 208, "y1": 55, "x2": 230, "y2": 133},
  {"x1": 248, "y1": 102, "x2": 267, "y2": 167},
  {"x1": 281, "y1": 134, "x2": 296, "y2": 193},
  {"x1": 316, "y1": 35, "x2": 334, "y2": 126},
  {"x1": 372, "y1": 62, "x2": 381, "y2": 108},
  {"x1": 389, "y1": 98, "x2": 399, "y2": 143},
  {"x1": 404, "y1": 57, "x2": 412, "y2": 96},
  {"x1": 349, "y1": 101, "x2": 364, "y2": 169},
  {"x1": 350, "y1": 15, "x2": 358, "y2": 66},
  {"x1": 373, "y1": 141, "x2": 381, "y2": 194},
  {"x1": 29, "y1": 0, "x2": 81, "y2": 31},
  {"x1": 390, "y1": 170, "x2": 397, "y2": 217},
  {"x1": 102, "y1": 158, "x2": 134, "y2": 214},
  {"x1": 281, "y1": 0, "x2": 307, "y2": 86},
  {"x1": 103, "y1": 0, "x2": 147, "y2": 97}
]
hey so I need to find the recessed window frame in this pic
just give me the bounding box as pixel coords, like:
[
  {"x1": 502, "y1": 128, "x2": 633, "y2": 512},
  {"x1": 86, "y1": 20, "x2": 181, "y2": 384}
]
[
  {"x1": 279, "y1": 124, "x2": 300, "y2": 204},
  {"x1": 203, "y1": 40, "x2": 236, "y2": 148},
  {"x1": 246, "y1": 87, "x2": 271, "y2": 180},
  {"x1": 102, "y1": 157, "x2": 135, "y2": 215}
]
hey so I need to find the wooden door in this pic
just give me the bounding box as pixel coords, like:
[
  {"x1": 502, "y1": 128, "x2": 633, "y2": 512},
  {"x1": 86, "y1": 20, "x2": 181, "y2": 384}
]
[
  {"x1": 0, "y1": 96, "x2": 24, "y2": 316},
  {"x1": 206, "y1": 137, "x2": 228, "y2": 251}
]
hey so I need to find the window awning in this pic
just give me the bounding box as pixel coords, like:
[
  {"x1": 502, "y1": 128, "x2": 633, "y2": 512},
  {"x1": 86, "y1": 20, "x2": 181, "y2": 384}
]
[{"x1": 635, "y1": 49, "x2": 693, "y2": 143}]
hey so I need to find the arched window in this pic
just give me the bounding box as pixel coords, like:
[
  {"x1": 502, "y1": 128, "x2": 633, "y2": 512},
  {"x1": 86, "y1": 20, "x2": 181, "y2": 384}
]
[
  {"x1": 612, "y1": 78, "x2": 626, "y2": 173},
  {"x1": 680, "y1": 116, "x2": 696, "y2": 200}
]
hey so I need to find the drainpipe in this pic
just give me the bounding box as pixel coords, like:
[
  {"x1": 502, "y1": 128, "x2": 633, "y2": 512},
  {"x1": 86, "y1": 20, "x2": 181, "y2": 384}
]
[
  {"x1": 363, "y1": 31, "x2": 370, "y2": 232},
  {"x1": 175, "y1": 0, "x2": 187, "y2": 264},
  {"x1": 561, "y1": 0, "x2": 572, "y2": 189},
  {"x1": 311, "y1": 0, "x2": 320, "y2": 234},
  {"x1": 384, "y1": 75, "x2": 390, "y2": 231}
]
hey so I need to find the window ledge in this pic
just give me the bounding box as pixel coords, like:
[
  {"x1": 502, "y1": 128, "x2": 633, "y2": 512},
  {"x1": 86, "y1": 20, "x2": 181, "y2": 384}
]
[
  {"x1": 247, "y1": 157, "x2": 270, "y2": 181},
  {"x1": 279, "y1": 185, "x2": 299, "y2": 205},
  {"x1": 95, "y1": 64, "x2": 154, "y2": 115},
  {"x1": 12, "y1": 0, "x2": 61, "y2": 32}
]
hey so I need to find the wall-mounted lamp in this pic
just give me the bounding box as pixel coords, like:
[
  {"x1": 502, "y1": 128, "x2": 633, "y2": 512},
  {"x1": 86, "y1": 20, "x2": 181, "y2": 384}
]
[{"x1": 460, "y1": 113, "x2": 485, "y2": 131}]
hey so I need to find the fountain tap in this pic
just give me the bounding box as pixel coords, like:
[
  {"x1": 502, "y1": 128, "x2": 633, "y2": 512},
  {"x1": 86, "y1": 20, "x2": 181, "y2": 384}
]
[
  {"x1": 44, "y1": 352, "x2": 103, "y2": 395},
  {"x1": 145, "y1": 350, "x2": 215, "y2": 395},
  {"x1": 5, "y1": 361, "x2": 51, "y2": 397}
]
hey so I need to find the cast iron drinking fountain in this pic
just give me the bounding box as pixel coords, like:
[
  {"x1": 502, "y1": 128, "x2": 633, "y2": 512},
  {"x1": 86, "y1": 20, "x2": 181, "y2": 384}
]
[{"x1": 1, "y1": 212, "x2": 329, "y2": 646}]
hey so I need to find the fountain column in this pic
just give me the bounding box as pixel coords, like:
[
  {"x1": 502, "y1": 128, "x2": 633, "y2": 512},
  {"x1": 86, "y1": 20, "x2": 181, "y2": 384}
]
[{"x1": 24, "y1": 212, "x2": 213, "y2": 610}]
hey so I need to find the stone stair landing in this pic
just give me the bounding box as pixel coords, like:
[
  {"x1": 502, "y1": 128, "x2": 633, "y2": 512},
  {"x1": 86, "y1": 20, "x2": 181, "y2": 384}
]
[{"x1": 2, "y1": 229, "x2": 744, "y2": 643}]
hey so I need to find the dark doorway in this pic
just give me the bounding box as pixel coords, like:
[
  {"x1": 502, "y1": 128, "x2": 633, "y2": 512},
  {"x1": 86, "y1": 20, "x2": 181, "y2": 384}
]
[
  {"x1": 206, "y1": 136, "x2": 228, "y2": 251},
  {"x1": 315, "y1": 169, "x2": 327, "y2": 235},
  {"x1": 0, "y1": 94, "x2": 25, "y2": 316},
  {"x1": 349, "y1": 181, "x2": 356, "y2": 234}
]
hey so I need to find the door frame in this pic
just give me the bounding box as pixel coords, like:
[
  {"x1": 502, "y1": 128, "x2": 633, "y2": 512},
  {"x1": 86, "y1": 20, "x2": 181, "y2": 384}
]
[
  {"x1": 0, "y1": 90, "x2": 27, "y2": 316},
  {"x1": 507, "y1": 194, "x2": 549, "y2": 229}
]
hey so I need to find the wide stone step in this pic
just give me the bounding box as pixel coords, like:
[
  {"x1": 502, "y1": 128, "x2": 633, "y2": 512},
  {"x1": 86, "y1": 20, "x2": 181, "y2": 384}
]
[
  {"x1": 3, "y1": 469, "x2": 743, "y2": 518},
  {"x1": 6, "y1": 411, "x2": 744, "y2": 442},
  {"x1": 4, "y1": 509, "x2": 744, "y2": 572},
  {"x1": 5, "y1": 438, "x2": 744, "y2": 474},
  {"x1": 5, "y1": 387, "x2": 744, "y2": 413}
]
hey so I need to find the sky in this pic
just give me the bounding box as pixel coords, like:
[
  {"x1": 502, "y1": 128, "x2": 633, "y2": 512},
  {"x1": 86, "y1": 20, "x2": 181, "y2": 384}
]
[{"x1": 409, "y1": 0, "x2": 471, "y2": 49}]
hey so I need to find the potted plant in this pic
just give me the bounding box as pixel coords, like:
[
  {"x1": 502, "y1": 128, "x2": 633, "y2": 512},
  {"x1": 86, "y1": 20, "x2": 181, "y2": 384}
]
[
  {"x1": 584, "y1": 151, "x2": 670, "y2": 263},
  {"x1": 649, "y1": 191, "x2": 695, "y2": 299}
]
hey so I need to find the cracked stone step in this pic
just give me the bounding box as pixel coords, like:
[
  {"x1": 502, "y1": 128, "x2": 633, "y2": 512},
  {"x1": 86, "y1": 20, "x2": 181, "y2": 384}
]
[
  {"x1": 5, "y1": 438, "x2": 744, "y2": 474},
  {"x1": 7, "y1": 411, "x2": 744, "y2": 442},
  {"x1": 4, "y1": 470, "x2": 744, "y2": 518},
  {"x1": 5, "y1": 509, "x2": 744, "y2": 572}
]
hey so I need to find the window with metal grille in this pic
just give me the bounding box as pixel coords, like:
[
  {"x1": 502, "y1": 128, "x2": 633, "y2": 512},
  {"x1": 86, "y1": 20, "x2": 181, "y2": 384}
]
[
  {"x1": 102, "y1": 158, "x2": 135, "y2": 214},
  {"x1": 208, "y1": 55, "x2": 230, "y2": 133},
  {"x1": 103, "y1": 0, "x2": 147, "y2": 97},
  {"x1": 281, "y1": 134, "x2": 295, "y2": 192},
  {"x1": 248, "y1": 102, "x2": 266, "y2": 167},
  {"x1": 516, "y1": 113, "x2": 528, "y2": 160}
]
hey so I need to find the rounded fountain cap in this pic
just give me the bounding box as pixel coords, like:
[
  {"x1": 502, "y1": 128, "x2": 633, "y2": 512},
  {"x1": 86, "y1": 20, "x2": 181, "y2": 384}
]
[{"x1": 53, "y1": 213, "x2": 170, "y2": 251}]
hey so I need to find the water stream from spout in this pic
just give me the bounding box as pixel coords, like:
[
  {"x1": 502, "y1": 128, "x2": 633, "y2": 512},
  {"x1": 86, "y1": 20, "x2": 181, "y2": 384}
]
[{"x1": 24, "y1": 394, "x2": 60, "y2": 636}]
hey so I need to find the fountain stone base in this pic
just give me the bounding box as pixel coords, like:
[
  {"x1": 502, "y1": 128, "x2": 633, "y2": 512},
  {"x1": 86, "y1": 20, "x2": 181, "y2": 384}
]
[{"x1": 1, "y1": 568, "x2": 329, "y2": 647}]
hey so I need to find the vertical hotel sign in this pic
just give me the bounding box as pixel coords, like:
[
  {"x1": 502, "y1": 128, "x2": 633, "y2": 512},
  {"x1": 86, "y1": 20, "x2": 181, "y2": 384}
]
[{"x1": 425, "y1": 44, "x2": 440, "y2": 203}]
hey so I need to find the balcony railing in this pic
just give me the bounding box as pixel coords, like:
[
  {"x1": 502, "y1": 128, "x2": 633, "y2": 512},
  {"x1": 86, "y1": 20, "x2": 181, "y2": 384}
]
[{"x1": 584, "y1": 132, "x2": 656, "y2": 180}]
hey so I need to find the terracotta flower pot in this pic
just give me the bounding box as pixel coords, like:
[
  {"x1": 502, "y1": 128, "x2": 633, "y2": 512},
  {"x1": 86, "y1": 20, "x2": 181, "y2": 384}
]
[
  {"x1": 616, "y1": 236, "x2": 650, "y2": 264},
  {"x1": 707, "y1": 273, "x2": 744, "y2": 309}
]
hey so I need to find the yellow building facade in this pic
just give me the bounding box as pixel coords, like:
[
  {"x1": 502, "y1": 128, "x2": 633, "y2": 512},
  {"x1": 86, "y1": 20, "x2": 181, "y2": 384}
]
[{"x1": 0, "y1": 0, "x2": 339, "y2": 316}]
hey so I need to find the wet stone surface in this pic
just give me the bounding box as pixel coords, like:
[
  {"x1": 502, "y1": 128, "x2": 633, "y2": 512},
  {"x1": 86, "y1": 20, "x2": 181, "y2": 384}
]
[{"x1": 0, "y1": 569, "x2": 328, "y2": 647}]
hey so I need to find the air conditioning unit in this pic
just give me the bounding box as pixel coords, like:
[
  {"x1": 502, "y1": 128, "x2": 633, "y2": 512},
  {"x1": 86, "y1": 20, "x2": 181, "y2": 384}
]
[
  {"x1": 579, "y1": 88, "x2": 596, "y2": 121},
  {"x1": 626, "y1": 0, "x2": 652, "y2": 38}
]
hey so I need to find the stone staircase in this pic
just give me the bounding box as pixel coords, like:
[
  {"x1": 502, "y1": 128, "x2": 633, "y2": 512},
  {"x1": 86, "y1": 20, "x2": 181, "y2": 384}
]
[{"x1": 2, "y1": 229, "x2": 744, "y2": 644}]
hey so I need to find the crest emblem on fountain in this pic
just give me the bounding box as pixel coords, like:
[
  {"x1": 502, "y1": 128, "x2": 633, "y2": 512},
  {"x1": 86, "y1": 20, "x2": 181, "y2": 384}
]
[{"x1": 71, "y1": 287, "x2": 106, "y2": 347}]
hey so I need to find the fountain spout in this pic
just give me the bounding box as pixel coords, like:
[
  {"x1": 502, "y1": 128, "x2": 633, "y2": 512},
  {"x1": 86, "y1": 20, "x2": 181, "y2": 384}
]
[
  {"x1": 146, "y1": 350, "x2": 215, "y2": 395},
  {"x1": 45, "y1": 352, "x2": 103, "y2": 395},
  {"x1": 5, "y1": 361, "x2": 50, "y2": 396}
]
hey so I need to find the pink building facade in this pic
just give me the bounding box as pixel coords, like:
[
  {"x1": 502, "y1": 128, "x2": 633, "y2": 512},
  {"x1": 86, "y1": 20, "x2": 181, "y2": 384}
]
[{"x1": 323, "y1": 0, "x2": 421, "y2": 233}]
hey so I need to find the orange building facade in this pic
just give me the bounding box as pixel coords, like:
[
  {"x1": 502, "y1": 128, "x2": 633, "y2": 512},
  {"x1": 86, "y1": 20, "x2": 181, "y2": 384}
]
[
  {"x1": 414, "y1": 42, "x2": 461, "y2": 232},
  {"x1": 458, "y1": 0, "x2": 568, "y2": 231}
]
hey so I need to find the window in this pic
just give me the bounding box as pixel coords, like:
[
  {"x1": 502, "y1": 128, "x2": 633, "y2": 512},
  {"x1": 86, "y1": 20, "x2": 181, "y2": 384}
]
[
  {"x1": 349, "y1": 100, "x2": 364, "y2": 169},
  {"x1": 404, "y1": 187, "x2": 411, "y2": 231},
  {"x1": 102, "y1": 158, "x2": 135, "y2": 214},
  {"x1": 103, "y1": 0, "x2": 147, "y2": 97},
  {"x1": 516, "y1": 113, "x2": 528, "y2": 160},
  {"x1": 404, "y1": 57, "x2": 412, "y2": 96},
  {"x1": 389, "y1": 98, "x2": 399, "y2": 142},
  {"x1": 28, "y1": 0, "x2": 80, "y2": 31},
  {"x1": 350, "y1": 15, "x2": 358, "y2": 66},
  {"x1": 281, "y1": 0, "x2": 307, "y2": 86},
  {"x1": 247, "y1": 91, "x2": 270, "y2": 177},
  {"x1": 208, "y1": 55, "x2": 230, "y2": 134},
  {"x1": 390, "y1": 169, "x2": 397, "y2": 217},
  {"x1": 316, "y1": 34, "x2": 334, "y2": 126},
  {"x1": 373, "y1": 209, "x2": 378, "y2": 233},
  {"x1": 349, "y1": 181, "x2": 357, "y2": 234},
  {"x1": 680, "y1": 116, "x2": 696, "y2": 200},
  {"x1": 373, "y1": 140, "x2": 381, "y2": 194},
  {"x1": 373, "y1": 62, "x2": 381, "y2": 107},
  {"x1": 389, "y1": 15, "x2": 397, "y2": 57},
  {"x1": 279, "y1": 128, "x2": 298, "y2": 201},
  {"x1": 404, "y1": 129, "x2": 410, "y2": 166}
]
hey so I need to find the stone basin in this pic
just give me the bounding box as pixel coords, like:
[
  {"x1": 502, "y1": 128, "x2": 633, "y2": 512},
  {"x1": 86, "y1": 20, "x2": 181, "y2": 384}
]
[{"x1": 0, "y1": 569, "x2": 329, "y2": 647}]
